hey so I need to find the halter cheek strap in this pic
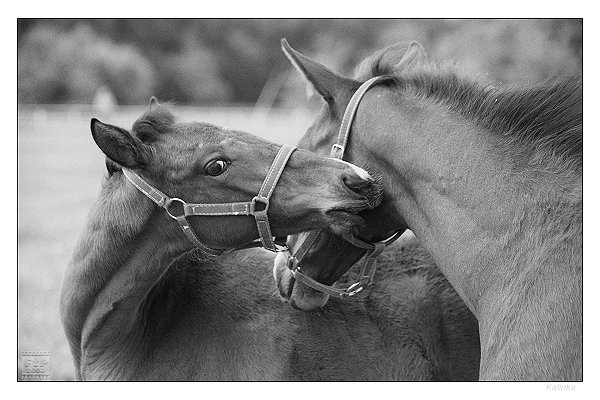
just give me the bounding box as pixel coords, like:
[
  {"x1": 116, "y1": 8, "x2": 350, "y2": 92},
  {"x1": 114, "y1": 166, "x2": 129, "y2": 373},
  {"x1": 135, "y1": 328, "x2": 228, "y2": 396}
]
[
  {"x1": 122, "y1": 144, "x2": 296, "y2": 254},
  {"x1": 330, "y1": 76, "x2": 392, "y2": 159}
]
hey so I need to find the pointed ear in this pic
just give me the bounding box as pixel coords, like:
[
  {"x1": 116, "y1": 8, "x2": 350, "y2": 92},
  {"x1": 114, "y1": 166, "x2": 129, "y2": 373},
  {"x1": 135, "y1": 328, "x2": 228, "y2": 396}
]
[
  {"x1": 281, "y1": 38, "x2": 356, "y2": 105},
  {"x1": 395, "y1": 41, "x2": 427, "y2": 70},
  {"x1": 354, "y1": 41, "x2": 427, "y2": 79},
  {"x1": 90, "y1": 118, "x2": 152, "y2": 169},
  {"x1": 149, "y1": 96, "x2": 159, "y2": 110}
]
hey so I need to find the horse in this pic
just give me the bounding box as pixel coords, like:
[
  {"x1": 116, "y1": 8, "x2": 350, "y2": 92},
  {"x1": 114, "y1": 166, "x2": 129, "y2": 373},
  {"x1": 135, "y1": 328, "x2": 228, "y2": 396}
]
[
  {"x1": 274, "y1": 40, "x2": 582, "y2": 381},
  {"x1": 59, "y1": 99, "x2": 382, "y2": 380},
  {"x1": 67, "y1": 229, "x2": 481, "y2": 380}
]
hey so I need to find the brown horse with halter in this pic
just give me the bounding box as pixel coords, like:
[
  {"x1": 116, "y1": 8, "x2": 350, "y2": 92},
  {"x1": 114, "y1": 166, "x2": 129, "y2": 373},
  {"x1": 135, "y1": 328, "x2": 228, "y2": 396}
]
[
  {"x1": 59, "y1": 99, "x2": 384, "y2": 379},
  {"x1": 274, "y1": 40, "x2": 582, "y2": 381}
]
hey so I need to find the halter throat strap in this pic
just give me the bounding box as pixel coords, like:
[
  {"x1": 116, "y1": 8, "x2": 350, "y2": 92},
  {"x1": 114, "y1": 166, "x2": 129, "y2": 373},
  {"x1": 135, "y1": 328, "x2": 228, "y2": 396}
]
[{"x1": 122, "y1": 144, "x2": 296, "y2": 254}]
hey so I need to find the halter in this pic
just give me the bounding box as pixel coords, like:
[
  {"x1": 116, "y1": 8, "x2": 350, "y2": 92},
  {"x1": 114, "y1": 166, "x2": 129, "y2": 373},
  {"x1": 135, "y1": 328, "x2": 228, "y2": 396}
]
[
  {"x1": 286, "y1": 76, "x2": 403, "y2": 298},
  {"x1": 122, "y1": 144, "x2": 296, "y2": 255}
]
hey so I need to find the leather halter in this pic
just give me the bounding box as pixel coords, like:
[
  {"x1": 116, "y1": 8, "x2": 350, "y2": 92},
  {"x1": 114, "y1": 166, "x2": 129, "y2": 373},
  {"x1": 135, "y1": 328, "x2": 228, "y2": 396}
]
[
  {"x1": 286, "y1": 76, "x2": 403, "y2": 298},
  {"x1": 123, "y1": 144, "x2": 296, "y2": 255}
]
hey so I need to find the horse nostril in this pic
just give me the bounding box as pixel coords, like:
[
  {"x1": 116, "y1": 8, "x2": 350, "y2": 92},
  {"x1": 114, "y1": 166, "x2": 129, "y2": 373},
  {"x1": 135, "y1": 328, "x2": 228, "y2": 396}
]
[{"x1": 342, "y1": 173, "x2": 371, "y2": 195}]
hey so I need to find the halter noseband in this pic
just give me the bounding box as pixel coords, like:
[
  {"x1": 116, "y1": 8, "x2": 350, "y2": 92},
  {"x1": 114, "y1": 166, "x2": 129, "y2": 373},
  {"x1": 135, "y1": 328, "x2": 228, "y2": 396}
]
[
  {"x1": 286, "y1": 76, "x2": 403, "y2": 298},
  {"x1": 122, "y1": 144, "x2": 296, "y2": 255}
]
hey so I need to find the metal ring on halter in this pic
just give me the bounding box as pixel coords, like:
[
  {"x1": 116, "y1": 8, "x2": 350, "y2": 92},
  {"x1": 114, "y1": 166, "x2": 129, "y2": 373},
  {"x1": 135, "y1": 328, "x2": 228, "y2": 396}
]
[
  {"x1": 287, "y1": 255, "x2": 299, "y2": 271},
  {"x1": 163, "y1": 198, "x2": 186, "y2": 220},
  {"x1": 271, "y1": 242, "x2": 289, "y2": 252},
  {"x1": 345, "y1": 229, "x2": 405, "y2": 250},
  {"x1": 343, "y1": 282, "x2": 363, "y2": 297},
  {"x1": 381, "y1": 229, "x2": 404, "y2": 245},
  {"x1": 250, "y1": 196, "x2": 269, "y2": 214}
]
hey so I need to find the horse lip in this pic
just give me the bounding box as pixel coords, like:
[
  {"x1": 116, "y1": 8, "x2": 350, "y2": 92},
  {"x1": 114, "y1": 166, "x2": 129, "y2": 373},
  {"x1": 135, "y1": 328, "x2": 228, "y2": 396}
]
[
  {"x1": 274, "y1": 254, "x2": 295, "y2": 300},
  {"x1": 289, "y1": 282, "x2": 330, "y2": 311},
  {"x1": 275, "y1": 256, "x2": 330, "y2": 311},
  {"x1": 289, "y1": 297, "x2": 301, "y2": 310},
  {"x1": 325, "y1": 209, "x2": 365, "y2": 226},
  {"x1": 283, "y1": 274, "x2": 295, "y2": 299}
]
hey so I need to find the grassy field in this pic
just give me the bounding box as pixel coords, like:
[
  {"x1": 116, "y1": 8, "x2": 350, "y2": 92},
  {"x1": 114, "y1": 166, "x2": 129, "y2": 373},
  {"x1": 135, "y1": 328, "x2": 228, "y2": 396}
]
[{"x1": 17, "y1": 105, "x2": 313, "y2": 380}]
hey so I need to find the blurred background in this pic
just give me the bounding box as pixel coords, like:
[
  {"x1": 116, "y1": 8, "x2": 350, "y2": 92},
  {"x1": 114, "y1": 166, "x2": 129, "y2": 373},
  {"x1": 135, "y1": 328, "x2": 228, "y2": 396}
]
[
  {"x1": 17, "y1": 19, "x2": 582, "y2": 380},
  {"x1": 18, "y1": 19, "x2": 582, "y2": 107}
]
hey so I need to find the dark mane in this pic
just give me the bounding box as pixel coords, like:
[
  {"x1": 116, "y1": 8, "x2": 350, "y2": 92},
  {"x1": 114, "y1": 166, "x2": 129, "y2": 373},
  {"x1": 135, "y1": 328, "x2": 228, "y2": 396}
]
[
  {"x1": 355, "y1": 45, "x2": 582, "y2": 172},
  {"x1": 132, "y1": 102, "x2": 176, "y2": 143}
]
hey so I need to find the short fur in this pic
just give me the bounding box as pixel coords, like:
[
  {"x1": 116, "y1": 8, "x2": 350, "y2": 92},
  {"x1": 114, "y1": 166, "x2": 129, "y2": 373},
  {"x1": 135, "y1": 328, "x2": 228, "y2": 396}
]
[
  {"x1": 354, "y1": 45, "x2": 582, "y2": 173},
  {"x1": 276, "y1": 40, "x2": 582, "y2": 380},
  {"x1": 60, "y1": 103, "x2": 386, "y2": 380}
]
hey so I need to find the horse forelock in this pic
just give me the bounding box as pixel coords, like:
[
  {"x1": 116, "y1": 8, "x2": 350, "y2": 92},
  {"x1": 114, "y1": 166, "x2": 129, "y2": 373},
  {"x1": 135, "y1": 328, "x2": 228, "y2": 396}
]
[
  {"x1": 354, "y1": 44, "x2": 582, "y2": 173},
  {"x1": 132, "y1": 102, "x2": 176, "y2": 143}
]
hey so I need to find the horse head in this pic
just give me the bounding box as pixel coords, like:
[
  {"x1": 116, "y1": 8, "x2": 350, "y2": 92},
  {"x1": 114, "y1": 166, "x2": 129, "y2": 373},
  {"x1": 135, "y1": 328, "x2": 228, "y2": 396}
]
[
  {"x1": 273, "y1": 40, "x2": 424, "y2": 310},
  {"x1": 90, "y1": 97, "x2": 383, "y2": 251}
]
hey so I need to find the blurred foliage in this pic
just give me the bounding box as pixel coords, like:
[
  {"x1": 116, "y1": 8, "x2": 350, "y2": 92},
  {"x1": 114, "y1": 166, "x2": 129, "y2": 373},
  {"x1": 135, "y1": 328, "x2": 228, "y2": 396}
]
[
  {"x1": 18, "y1": 23, "x2": 156, "y2": 104},
  {"x1": 17, "y1": 19, "x2": 582, "y2": 105}
]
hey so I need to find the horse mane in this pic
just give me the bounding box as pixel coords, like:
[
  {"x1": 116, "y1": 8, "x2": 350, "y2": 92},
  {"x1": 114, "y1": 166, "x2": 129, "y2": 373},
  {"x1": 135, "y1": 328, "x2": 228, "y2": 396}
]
[{"x1": 354, "y1": 44, "x2": 582, "y2": 172}]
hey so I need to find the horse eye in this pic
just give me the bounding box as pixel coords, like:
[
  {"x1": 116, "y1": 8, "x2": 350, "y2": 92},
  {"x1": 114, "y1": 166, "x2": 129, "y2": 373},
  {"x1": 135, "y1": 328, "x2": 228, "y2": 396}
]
[{"x1": 204, "y1": 159, "x2": 229, "y2": 176}]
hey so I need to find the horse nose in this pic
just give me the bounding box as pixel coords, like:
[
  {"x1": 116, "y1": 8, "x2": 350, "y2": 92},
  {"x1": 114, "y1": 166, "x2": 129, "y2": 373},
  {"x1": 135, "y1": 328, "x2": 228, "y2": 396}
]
[
  {"x1": 339, "y1": 165, "x2": 382, "y2": 208},
  {"x1": 342, "y1": 171, "x2": 374, "y2": 195}
]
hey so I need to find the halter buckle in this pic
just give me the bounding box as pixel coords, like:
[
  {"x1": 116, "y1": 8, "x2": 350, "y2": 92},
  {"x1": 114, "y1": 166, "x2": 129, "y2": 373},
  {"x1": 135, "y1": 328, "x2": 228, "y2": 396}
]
[{"x1": 331, "y1": 144, "x2": 345, "y2": 159}]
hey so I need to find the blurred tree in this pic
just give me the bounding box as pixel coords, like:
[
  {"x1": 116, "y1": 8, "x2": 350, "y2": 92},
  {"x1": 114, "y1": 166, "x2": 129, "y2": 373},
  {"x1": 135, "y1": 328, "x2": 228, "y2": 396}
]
[
  {"x1": 157, "y1": 33, "x2": 232, "y2": 104},
  {"x1": 18, "y1": 23, "x2": 156, "y2": 104},
  {"x1": 17, "y1": 19, "x2": 582, "y2": 105},
  {"x1": 431, "y1": 19, "x2": 582, "y2": 85}
]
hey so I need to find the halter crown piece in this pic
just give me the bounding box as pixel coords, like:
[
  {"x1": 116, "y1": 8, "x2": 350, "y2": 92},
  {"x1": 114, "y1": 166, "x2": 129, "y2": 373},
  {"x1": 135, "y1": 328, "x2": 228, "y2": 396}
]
[
  {"x1": 123, "y1": 144, "x2": 297, "y2": 255},
  {"x1": 286, "y1": 76, "x2": 403, "y2": 298}
]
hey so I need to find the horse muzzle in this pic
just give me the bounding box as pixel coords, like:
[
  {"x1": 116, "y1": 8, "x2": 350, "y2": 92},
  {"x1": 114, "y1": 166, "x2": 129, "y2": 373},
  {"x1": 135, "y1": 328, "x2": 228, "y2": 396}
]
[
  {"x1": 338, "y1": 165, "x2": 383, "y2": 210},
  {"x1": 273, "y1": 251, "x2": 330, "y2": 311}
]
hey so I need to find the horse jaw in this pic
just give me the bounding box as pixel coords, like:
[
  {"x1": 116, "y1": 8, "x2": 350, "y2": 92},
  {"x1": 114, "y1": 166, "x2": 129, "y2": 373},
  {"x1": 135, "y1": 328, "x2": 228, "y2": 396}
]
[{"x1": 273, "y1": 252, "x2": 329, "y2": 311}]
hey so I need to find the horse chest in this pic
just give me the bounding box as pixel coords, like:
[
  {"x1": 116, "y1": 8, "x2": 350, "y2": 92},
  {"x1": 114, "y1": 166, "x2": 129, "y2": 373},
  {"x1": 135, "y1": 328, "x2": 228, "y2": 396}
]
[{"x1": 138, "y1": 314, "x2": 291, "y2": 380}]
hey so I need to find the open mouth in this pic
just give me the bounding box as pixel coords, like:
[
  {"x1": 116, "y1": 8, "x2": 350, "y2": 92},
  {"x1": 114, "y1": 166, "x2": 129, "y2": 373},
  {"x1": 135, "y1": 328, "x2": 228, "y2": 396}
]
[{"x1": 273, "y1": 252, "x2": 329, "y2": 311}]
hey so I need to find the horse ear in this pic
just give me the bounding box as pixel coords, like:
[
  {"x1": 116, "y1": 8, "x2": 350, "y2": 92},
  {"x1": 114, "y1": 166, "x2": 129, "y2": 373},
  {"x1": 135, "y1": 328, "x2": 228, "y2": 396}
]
[
  {"x1": 354, "y1": 41, "x2": 427, "y2": 80},
  {"x1": 281, "y1": 38, "x2": 355, "y2": 105},
  {"x1": 149, "y1": 96, "x2": 159, "y2": 110},
  {"x1": 90, "y1": 118, "x2": 151, "y2": 169},
  {"x1": 395, "y1": 41, "x2": 427, "y2": 70}
]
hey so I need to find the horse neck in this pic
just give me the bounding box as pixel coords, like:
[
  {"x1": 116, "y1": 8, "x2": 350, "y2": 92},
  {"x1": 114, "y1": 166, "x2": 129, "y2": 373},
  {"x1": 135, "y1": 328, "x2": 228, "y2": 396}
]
[
  {"x1": 60, "y1": 173, "x2": 193, "y2": 377},
  {"x1": 353, "y1": 87, "x2": 582, "y2": 318}
]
